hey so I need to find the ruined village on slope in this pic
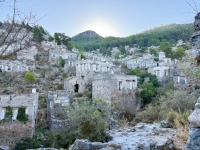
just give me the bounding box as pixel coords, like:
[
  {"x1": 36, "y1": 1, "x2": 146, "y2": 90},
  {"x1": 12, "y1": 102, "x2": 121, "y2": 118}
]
[{"x1": 1, "y1": 12, "x2": 200, "y2": 150}]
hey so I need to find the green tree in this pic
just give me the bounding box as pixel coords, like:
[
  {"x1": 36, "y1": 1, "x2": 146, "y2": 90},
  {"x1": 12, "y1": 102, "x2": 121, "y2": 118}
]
[
  {"x1": 59, "y1": 57, "x2": 65, "y2": 67},
  {"x1": 48, "y1": 35, "x2": 54, "y2": 42},
  {"x1": 24, "y1": 71, "x2": 37, "y2": 83},
  {"x1": 119, "y1": 45, "x2": 126, "y2": 55},
  {"x1": 115, "y1": 52, "x2": 120, "y2": 59},
  {"x1": 173, "y1": 47, "x2": 185, "y2": 59},
  {"x1": 160, "y1": 42, "x2": 173, "y2": 58},
  {"x1": 140, "y1": 82, "x2": 155, "y2": 104},
  {"x1": 78, "y1": 51, "x2": 86, "y2": 60},
  {"x1": 128, "y1": 68, "x2": 159, "y2": 87},
  {"x1": 54, "y1": 32, "x2": 71, "y2": 46},
  {"x1": 149, "y1": 48, "x2": 158, "y2": 57},
  {"x1": 68, "y1": 100, "x2": 109, "y2": 142},
  {"x1": 32, "y1": 26, "x2": 46, "y2": 42}
]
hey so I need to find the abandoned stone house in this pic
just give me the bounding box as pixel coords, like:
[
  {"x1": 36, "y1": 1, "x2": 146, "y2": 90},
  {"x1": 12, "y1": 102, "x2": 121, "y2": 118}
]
[
  {"x1": 148, "y1": 65, "x2": 171, "y2": 82},
  {"x1": 64, "y1": 77, "x2": 85, "y2": 93},
  {"x1": 76, "y1": 59, "x2": 113, "y2": 84},
  {"x1": 49, "y1": 49, "x2": 77, "y2": 65},
  {"x1": 0, "y1": 89, "x2": 39, "y2": 148},
  {"x1": 47, "y1": 90, "x2": 71, "y2": 130},
  {"x1": 0, "y1": 60, "x2": 35, "y2": 72},
  {"x1": 125, "y1": 54, "x2": 154, "y2": 69},
  {"x1": 158, "y1": 52, "x2": 172, "y2": 66},
  {"x1": 92, "y1": 73, "x2": 138, "y2": 103}
]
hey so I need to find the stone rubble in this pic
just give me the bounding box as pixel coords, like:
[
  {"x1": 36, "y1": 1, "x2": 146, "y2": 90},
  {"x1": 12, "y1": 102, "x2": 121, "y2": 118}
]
[{"x1": 69, "y1": 123, "x2": 177, "y2": 150}]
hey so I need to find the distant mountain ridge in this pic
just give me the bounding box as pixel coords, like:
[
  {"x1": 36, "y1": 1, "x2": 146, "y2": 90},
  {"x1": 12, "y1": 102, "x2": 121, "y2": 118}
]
[{"x1": 72, "y1": 23, "x2": 194, "y2": 51}]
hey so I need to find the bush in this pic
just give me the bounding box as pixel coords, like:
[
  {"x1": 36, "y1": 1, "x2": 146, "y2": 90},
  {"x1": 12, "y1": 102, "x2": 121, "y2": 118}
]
[
  {"x1": 138, "y1": 85, "x2": 199, "y2": 124},
  {"x1": 5, "y1": 106, "x2": 13, "y2": 118},
  {"x1": 68, "y1": 100, "x2": 109, "y2": 142},
  {"x1": 59, "y1": 57, "x2": 65, "y2": 67},
  {"x1": 24, "y1": 71, "x2": 37, "y2": 83},
  {"x1": 17, "y1": 107, "x2": 28, "y2": 123},
  {"x1": 15, "y1": 137, "x2": 40, "y2": 150}
]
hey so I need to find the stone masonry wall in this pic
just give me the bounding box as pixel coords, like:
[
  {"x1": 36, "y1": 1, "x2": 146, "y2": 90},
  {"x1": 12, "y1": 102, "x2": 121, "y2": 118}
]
[{"x1": 92, "y1": 73, "x2": 112, "y2": 103}]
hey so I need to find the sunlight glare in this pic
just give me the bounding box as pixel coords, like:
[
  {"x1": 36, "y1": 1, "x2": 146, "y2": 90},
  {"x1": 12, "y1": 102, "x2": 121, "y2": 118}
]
[{"x1": 86, "y1": 21, "x2": 117, "y2": 37}]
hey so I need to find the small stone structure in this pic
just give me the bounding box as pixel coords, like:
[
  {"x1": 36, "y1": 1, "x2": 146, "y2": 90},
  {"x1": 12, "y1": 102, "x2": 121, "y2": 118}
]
[
  {"x1": 64, "y1": 77, "x2": 85, "y2": 93},
  {"x1": 47, "y1": 90, "x2": 72, "y2": 130},
  {"x1": 0, "y1": 89, "x2": 39, "y2": 148},
  {"x1": 92, "y1": 73, "x2": 137, "y2": 104}
]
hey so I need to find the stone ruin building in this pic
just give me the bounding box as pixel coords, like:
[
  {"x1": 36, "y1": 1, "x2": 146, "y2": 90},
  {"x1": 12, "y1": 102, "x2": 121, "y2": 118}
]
[
  {"x1": 64, "y1": 77, "x2": 85, "y2": 93},
  {"x1": 148, "y1": 52, "x2": 173, "y2": 82},
  {"x1": 0, "y1": 59, "x2": 35, "y2": 72},
  {"x1": 0, "y1": 89, "x2": 39, "y2": 148},
  {"x1": 76, "y1": 59, "x2": 113, "y2": 84},
  {"x1": 47, "y1": 90, "x2": 71, "y2": 130},
  {"x1": 49, "y1": 48, "x2": 77, "y2": 65},
  {"x1": 92, "y1": 72, "x2": 138, "y2": 104}
]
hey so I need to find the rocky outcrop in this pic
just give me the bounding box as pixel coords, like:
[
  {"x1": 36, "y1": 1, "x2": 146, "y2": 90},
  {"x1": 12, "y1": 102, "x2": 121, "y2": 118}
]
[
  {"x1": 184, "y1": 97, "x2": 200, "y2": 150},
  {"x1": 184, "y1": 12, "x2": 200, "y2": 150},
  {"x1": 69, "y1": 139, "x2": 121, "y2": 150},
  {"x1": 69, "y1": 123, "x2": 177, "y2": 150},
  {"x1": 192, "y1": 13, "x2": 200, "y2": 63},
  {"x1": 0, "y1": 146, "x2": 9, "y2": 150}
]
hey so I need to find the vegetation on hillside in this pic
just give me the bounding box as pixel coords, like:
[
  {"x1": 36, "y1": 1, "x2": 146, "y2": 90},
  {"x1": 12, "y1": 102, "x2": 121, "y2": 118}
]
[{"x1": 72, "y1": 24, "x2": 193, "y2": 51}]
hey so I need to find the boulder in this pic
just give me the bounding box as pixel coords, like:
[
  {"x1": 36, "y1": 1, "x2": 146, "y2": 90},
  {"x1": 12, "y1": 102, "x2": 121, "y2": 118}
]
[
  {"x1": 69, "y1": 123, "x2": 176, "y2": 150},
  {"x1": 188, "y1": 98, "x2": 200, "y2": 127},
  {"x1": 184, "y1": 127, "x2": 200, "y2": 150}
]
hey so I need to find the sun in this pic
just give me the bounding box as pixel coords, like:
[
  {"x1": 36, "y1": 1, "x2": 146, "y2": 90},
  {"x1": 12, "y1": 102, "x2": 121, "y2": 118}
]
[{"x1": 85, "y1": 21, "x2": 117, "y2": 37}]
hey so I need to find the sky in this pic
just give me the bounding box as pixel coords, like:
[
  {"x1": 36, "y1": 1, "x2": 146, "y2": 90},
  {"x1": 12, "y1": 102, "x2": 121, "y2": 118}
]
[{"x1": 0, "y1": 0, "x2": 198, "y2": 37}]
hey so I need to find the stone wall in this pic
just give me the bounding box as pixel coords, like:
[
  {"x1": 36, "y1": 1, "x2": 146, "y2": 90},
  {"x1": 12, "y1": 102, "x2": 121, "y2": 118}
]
[
  {"x1": 92, "y1": 73, "x2": 138, "y2": 104},
  {"x1": 47, "y1": 91, "x2": 70, "y2": 130},
  {"x1": 92, "y1": 73, "x2": 112, "y2": 103},
  {"x1": 0, "y1": 92, "x2": 39, "y2": 148},
  {"x1": 0, "y1": 120, "x2": 33, "y2": 149}
]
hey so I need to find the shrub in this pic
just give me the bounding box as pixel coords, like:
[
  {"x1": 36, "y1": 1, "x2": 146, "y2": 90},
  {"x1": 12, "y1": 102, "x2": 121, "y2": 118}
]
[
  {"x1": 15, "y1": 137, "x2": 40, "y2": 150},
  {"x1": 59, "y1": 56, "x2": 65, "y2": 67},
  {"x1": 166, "y1": 110, "x2": 178, "y2": 124},
  {"x1": 68, "y1": 100, "x2": 109, "y2": 142},
  {"x1": 24, "y1": 71, "x2": 37, "y2": 83},
  {"x1": 17, "y1": 107, "x2": 28, "y2": 123},
  {"x1": 5, "y1": 106, "x2": 13, "y2": 118}
]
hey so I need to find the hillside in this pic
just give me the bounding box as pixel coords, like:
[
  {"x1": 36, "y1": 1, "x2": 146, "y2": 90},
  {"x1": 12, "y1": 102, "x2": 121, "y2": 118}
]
[
  {"x1": 72, "y1": 23, "x2": 193, "y2": 51},
  {"x1": 72, "y1": 30, "x2": 103, "y2": 43}
]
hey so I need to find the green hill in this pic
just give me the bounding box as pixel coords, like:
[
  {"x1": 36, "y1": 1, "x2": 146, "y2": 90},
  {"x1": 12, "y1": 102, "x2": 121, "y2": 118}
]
[{"x1": 72, "y1": 23, "x2": 194, "y2": 51}]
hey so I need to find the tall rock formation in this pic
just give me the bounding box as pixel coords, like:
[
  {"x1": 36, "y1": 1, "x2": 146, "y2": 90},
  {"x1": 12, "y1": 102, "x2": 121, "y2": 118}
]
[{"x1": 184, "y1": 12, "x2": 200, "y2": 150}]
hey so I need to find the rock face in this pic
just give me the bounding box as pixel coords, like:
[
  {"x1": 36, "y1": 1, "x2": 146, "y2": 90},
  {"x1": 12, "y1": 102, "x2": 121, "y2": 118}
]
[
  {"x1": 184, "y1": 97, "x2": 200, "y2": 150},
  {"x1": 184, "y1": 12, "x2": 200, "y2": 150},
  {"x1": 69, "y1": 123, "x2": 177, "y2": 150},
  {"x1": 192, "y1": 13, "x2": 200, "y2": 64}
]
